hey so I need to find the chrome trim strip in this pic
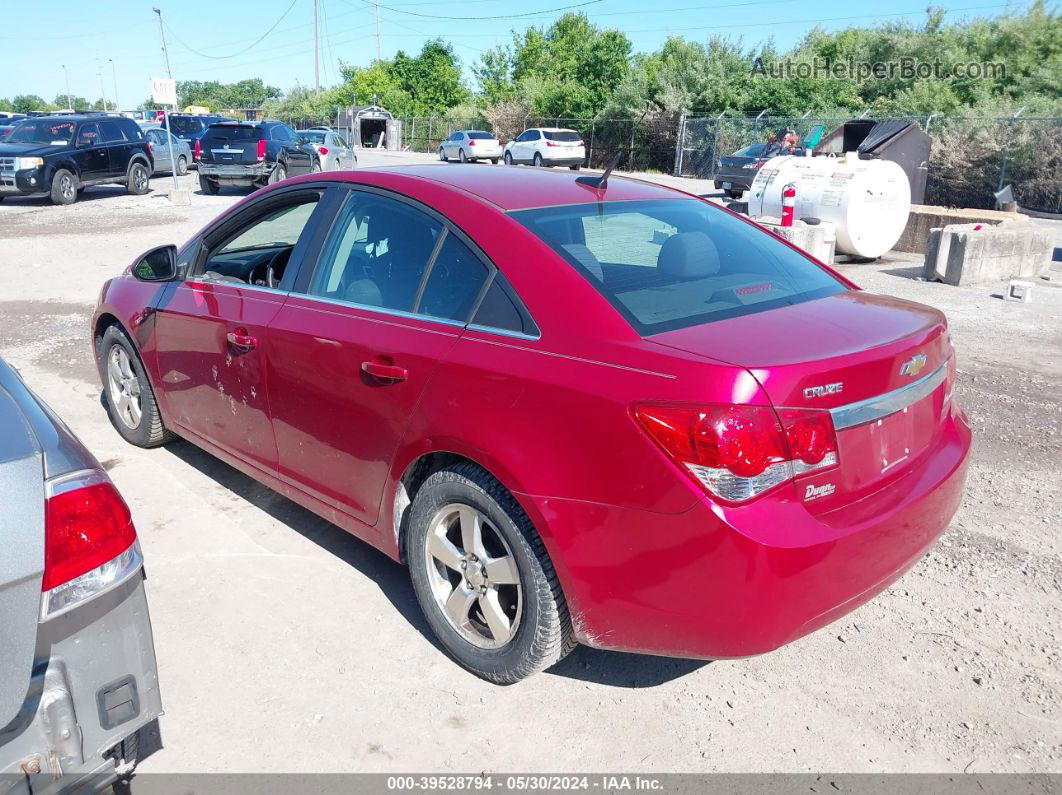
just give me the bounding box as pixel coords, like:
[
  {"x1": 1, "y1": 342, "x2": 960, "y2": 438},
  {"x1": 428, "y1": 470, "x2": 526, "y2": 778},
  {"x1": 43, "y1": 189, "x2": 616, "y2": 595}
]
[
  {"x1": 466, "y1": 323, "x2": 541, "y2": 341},
  {"x1": 294, "y1": 293, "x2": 468, "y2": 330},
  {"x1": 829, "y1": 363, "x2": 947, "y2": 431}
]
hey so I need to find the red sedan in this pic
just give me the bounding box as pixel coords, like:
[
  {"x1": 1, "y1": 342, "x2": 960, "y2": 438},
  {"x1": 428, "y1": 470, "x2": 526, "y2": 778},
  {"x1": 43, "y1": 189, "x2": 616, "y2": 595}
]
[{"x1": 92, "y1": 165, "x2": 971, "y2": 682}]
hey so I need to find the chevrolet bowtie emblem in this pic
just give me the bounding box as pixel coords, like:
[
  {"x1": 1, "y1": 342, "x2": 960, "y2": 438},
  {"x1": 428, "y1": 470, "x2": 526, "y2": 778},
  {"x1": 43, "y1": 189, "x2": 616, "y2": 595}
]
[{"x1": 900, "y1": 354, "x2": 928, "y2": 377}]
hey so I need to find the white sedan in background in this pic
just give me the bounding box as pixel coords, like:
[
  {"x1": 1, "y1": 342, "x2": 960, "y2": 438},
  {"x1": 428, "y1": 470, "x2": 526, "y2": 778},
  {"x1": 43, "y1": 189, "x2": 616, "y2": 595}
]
[
  {"x1": 298, "y1": 129, "x2": 357, "y2": 170},
  {"x1": 439, "y1": 130, "x2": 503, "y2": 163},
  {"x1": 503, "y1": 128, "x2": 585, "y2": 169}
]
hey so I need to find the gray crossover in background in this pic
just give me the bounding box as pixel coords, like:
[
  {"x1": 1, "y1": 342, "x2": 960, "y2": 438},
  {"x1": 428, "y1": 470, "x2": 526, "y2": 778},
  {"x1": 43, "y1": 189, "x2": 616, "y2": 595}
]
[{"x1": 0, "y1": 357, "x2": 161, "y2": 794}]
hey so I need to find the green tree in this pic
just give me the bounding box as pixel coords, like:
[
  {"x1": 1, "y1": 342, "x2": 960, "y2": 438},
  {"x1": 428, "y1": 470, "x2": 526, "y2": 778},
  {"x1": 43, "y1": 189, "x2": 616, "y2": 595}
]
[{"x1": 12, "y1": 94, "x2": 52, "y2": 114}]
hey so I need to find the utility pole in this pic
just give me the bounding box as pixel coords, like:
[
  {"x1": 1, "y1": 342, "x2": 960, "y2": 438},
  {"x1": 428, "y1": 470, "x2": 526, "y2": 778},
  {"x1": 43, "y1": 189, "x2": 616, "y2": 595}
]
[
  {"x1": 152, "y1": 7, "x2": 178, "y2": 107},
  {"x1": 110, "y1": 59, "x2": 120, "y2": 111},
  {"x1": 61, "y1": 64, "x2": 73, "y2": 111},
  {"x1": 375, "y1": 0, "x2": 381, "y2": 62},
  {"x1": 313, "y1": 0, "x2": 320, "y2": 92},
  {"x1": 97, "y1": 55, "x2": 108, "y2": 111}
]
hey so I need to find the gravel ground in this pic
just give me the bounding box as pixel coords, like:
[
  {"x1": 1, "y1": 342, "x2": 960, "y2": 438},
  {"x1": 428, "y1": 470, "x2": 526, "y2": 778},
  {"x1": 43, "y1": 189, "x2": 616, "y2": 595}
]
[{"x1": 0, "y1": 152, "x2": 1059, "y2": 774}]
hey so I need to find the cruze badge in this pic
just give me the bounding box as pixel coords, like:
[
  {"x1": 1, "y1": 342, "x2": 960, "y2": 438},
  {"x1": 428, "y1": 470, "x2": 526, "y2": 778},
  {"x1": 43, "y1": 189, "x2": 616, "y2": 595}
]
[
  {"x1": 803, "y1": 382, "x2": 843, "y2": 399},
  {"x1": 900, "y1": 354, "x2": 928, "y2": 377}
]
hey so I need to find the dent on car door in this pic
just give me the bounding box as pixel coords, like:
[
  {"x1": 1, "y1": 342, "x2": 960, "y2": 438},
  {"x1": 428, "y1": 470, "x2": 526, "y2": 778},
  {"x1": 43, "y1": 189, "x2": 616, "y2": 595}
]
[
  {"x1": 152, "y1": 189, "x2": 332, "y2": 472},
  {"x1": 266, "y1": 188, "x2": 493, "y2": 527}
]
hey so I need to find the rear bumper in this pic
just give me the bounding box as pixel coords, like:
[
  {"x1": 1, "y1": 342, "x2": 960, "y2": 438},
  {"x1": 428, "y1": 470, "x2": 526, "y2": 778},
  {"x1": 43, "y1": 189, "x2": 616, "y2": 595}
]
[
  {"x1": 199, "y1": 162, "x2": 270, "y2": 184},
  {"x1": 524, "y1": 406, "x2": 972, "y2": 659},
  {"x1": 0, "y1": 576, "x2": 162, "y2": 792},
  {"x1": 542, "y1": 155, "x2": 584, "y2": 166}
]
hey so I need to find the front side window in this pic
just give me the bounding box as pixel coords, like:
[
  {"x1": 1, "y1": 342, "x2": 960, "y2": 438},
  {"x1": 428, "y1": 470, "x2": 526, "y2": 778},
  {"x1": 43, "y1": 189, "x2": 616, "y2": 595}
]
[
  {"x1": 512, "y1": 199, "x2": 846, "y2": 335},
  {"x1": 308, "y1": 192, "x2": 442, "y2": 313}
]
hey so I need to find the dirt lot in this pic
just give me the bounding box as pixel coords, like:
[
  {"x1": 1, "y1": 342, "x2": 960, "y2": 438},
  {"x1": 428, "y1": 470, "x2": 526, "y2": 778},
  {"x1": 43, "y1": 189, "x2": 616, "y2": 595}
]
[{"x1": 1, "y1": 152, "x2": 1060, "y2": 774}]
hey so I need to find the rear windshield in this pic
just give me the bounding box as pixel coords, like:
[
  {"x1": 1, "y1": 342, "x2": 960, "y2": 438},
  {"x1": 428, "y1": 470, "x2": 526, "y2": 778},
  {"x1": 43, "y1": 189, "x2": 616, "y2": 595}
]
[
  {"x1": 8, "y1": 120, "x2": 75, "y2": 145},
  {"x1": 467, "y1": 131, "x2": 494, "y2": 140},
  {"x1": 169, "y1": 116, "x2": 208, "y2": 135},
  {"x1": 543, "y1": 130, "x2": 581, "y2": 142},
  {"x1": 300, "y1": 131, "x2": 326, "y2": 143},
  {"x1": 733, "y1": 143, "x2": 767, "y2": 157},
  {"x1": 511, "y1": 199, "x2": 845, "y2": 334},
  {"x1": 205, "y1": 124, "x2": 262, "y2": 142}
]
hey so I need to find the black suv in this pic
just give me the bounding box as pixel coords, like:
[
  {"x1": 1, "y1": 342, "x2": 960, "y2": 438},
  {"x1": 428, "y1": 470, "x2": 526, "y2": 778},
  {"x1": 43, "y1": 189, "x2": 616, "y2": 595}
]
[
  {"x1": 0, "y1": 115, "x2": 153, "y2": 205},
  {"x1": 196, "y1": 120, "x2": 319, "y2": 193},
  {"x1": 166, "y1": 113, "x2": 227, "y2": 148}
]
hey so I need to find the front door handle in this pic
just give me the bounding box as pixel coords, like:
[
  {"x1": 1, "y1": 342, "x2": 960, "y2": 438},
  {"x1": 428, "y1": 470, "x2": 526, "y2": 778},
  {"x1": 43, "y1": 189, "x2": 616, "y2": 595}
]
[
  {"x1": 226, "y1": 330, "x2": 257, "y2": 350},
  {"x1": 361, "y1": 361, "x2": 407, "y2": 383}
]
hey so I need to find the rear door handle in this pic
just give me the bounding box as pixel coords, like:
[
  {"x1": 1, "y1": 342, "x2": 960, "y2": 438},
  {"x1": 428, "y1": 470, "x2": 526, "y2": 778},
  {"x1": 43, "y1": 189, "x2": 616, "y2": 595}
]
[
  {"x1": 226, "y1": 330, "x2": 257, "y2": 349},
  {"x1": 361, "y1": 361, "x2": 408, "y2": 382}
]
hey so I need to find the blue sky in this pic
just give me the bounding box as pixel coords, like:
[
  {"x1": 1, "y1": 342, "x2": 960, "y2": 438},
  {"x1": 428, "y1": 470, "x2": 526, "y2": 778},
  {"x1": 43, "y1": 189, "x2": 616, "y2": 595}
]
[{"x1": 1, "y1": 0, "x2": 1025, "y2": 108}]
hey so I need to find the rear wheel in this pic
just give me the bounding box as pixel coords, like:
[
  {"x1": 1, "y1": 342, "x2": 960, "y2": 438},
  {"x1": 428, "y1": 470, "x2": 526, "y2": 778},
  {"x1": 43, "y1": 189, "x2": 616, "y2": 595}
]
[
  {"x1": 725, "y1": 189, "x2": 743, "y2": 199},
  {"x1": 97, "y1": 326, "x2": 174, "y2": 448},
  {"x1": 407, "y1": 463, "x2": 575, "y2": 683},
  {"x1": 198, "y1": 174, "x2": 219, "y2": 194},
  {"x1": 175, "y1": 155, "x2": 188, "y2": 176},
  {"x1": 569, "y1": 164, "x2": 581, "y2": 171},
  {"x1": 459, "y1": 148, "x2": 467, "y2": 163},
  {"x1": 127, "y1": 161, "x2": 150, "y2": 195},
  {"x1": 268, "y1": 162, "x2": 287, "y2": 184},
  {"x1": 310, "y1": 159, "x2": 322, "y2": 173},
  {"x1": 50, "y1": 169, "x2": 77, "y2": 205},
  {"x1": 533, "y1": 152, "x2": 543, "y2": 167},
  {"x1": 333, "y1": 158, "x2": 341, "y2": 171},
  {"x1": 491, "y1": 158, "x2": 499, "y2": 165}
]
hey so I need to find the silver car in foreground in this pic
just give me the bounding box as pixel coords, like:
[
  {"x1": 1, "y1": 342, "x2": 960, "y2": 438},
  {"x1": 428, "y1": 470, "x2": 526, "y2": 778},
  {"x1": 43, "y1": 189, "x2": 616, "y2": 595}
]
[
  {"x1": 140, "y1": 124, "x2": 193, "y2": 177},
  {"x1": 0, "y1": 358, "x2": 162, "y2": 794},
  {"x1": 297, "y1": 129, "x2": 357, "y2": 171}
]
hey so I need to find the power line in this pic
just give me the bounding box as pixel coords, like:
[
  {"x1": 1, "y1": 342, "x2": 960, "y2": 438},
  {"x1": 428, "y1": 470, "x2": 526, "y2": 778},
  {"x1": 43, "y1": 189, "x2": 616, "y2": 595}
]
[
  {"x1": 355, "y1": 0, "x2": 604, "y2": 20},
  {"x1": 163, "y1": 0, "x2": 300, "y2": 60}
]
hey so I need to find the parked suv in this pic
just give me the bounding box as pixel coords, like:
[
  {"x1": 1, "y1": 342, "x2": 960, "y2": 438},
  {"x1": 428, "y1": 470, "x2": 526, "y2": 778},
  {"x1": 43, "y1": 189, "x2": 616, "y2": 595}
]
[
  {"x1": 0, "y1": 356, "x2": 162, "y2": 790},
  {"x1": 196, "y1": 120, "x2": 319, "y2": 193},
  {"x1": 165, "y1": 113, "x2": 227, "y2": 148},
  {"x1": 503, "y1": 128, "x2": 585, "y2": 169},
  {"x1": 0, "y1": 115, "x2": 153, "y2": 205}
]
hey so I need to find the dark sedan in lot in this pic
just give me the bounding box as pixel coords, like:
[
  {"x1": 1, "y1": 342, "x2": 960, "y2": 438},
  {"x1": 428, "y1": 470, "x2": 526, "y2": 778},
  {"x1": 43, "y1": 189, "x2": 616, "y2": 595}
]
[
  {"x1": 713, "y1": 142, "x2": 803, "y2": 198},
  {"x1": 195, "y1": 120, "x2": 319, "y2": 193},
  {"x1": 92, "y1": 165, "x2": 970, "y2": 683}
]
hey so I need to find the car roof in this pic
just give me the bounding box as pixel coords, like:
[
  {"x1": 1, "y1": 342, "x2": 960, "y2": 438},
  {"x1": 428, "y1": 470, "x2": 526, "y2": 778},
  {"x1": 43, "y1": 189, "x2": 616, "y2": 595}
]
[{"x1": 316, "y1": 163, "x2": 689, "y2": 212}]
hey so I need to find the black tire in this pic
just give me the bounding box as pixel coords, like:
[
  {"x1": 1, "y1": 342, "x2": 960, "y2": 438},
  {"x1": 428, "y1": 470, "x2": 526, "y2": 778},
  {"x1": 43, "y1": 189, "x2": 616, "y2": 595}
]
[
  {"x1": 198, "y1": 174, "x2": 219, "y2": 195},
  {"x1": 439, "y1": 148, "x2": 447, "y2": 162},
  {"x1": 96, "y1": 325, "x2": 175, "y2": 448},
  {"x1": 725, "y1": 189, "x2": 743, "y2": 199},
  {"x1": 503, "y1": 151, "x2": 513, "y2": 165},
  {"x1": 533, "y1": 152, "x2": 543, "y2": 167},
  {"x1": 268, "y1": 162, "x2": 287, "y2": 184},
  {"x1": 569, "y1": 164, "x2": 581, "y2": 171},
  {"x1": 333, "y1": 158, "x2": 341, "y2": 171},
  {"x1": 127, "y1": 161, "x2": 150, "y2": 195},
  {"x1": 176, "y1": 155, "x2": 188, "y2": 176},
  {"x1": 459, "y1": 148, "x2": 467, "y2": 163},
  {"x1": 50, "y1": 168, "x2": 78, "y2": 205},
  {"x1": 310, "y1": 159, "x2": 322, "y2": 173},
  {"x1": 491, "y1": 158, "x2": 499, "y2": 165},
  {"x1": 407, "y1": 463, "x2": 575, "y2": 684}
]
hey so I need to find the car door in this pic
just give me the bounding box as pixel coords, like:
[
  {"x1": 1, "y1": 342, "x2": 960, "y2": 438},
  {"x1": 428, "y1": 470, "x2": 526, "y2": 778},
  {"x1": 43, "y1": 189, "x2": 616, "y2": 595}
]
[
  {"x1": 98, "y1": 119, "x2": 132, "y2": 178},
  {"x1": 74, "y1": 122, "x2": 109, "y2": 182},
  {"x1": 146, "y1": 129, "x2": 172, "y2": 173},
  {"x1": 152, "y1": 187, "x2": 331, "y2": 473},
  {"x1": 277, "y1": 123, "x2": 313, "y2": 175},
  {"x1": 266, "y1": 187, "x2": 492, "y2": 526}
]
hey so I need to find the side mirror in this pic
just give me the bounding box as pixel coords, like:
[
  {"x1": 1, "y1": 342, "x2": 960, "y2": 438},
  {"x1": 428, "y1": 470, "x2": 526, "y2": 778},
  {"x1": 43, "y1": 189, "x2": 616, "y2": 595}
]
[{"x1": 132, "y1": 244, "x2": 178, "y2": 281}]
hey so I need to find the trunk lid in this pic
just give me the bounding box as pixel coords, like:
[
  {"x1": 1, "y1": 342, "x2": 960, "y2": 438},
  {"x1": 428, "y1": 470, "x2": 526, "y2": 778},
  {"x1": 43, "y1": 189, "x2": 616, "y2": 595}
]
[
  {"x1": 649, "y1": 291, "x2": 953, "y2": 512},
  {"x1": 200, "y1": 124, "x2": 263, "y2": 166},
  {"x1": 0, "y1": 383, "x2": 45, "y2": 729}
]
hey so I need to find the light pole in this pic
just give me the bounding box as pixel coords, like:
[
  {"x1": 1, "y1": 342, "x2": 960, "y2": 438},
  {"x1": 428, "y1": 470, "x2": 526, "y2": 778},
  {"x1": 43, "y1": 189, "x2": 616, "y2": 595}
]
[
  {"x1": 152, "y1": 7, "x2": 179, "y2": 193},
  {"x1": 61, "y1": 64, "x2": 73, "y2": 111},
  {"x1": 152, "y1": 7, "x2": 178, "y2": 107},
  {"x1": 110, "y1": 59, "x2": 120, "y2": 112}
]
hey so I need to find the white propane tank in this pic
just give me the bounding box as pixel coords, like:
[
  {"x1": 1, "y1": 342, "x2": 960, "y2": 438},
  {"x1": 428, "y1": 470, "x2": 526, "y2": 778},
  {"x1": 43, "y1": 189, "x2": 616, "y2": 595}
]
[{"x1": 747, "y1": 153, "x2": 911, "y2": 258}]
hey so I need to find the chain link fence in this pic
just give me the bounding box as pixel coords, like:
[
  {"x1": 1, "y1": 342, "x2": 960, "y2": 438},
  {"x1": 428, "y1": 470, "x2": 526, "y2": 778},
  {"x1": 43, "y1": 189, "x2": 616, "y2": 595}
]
[{"x1": 395, "y1": 113, "x2": 1061, "y2": 213}]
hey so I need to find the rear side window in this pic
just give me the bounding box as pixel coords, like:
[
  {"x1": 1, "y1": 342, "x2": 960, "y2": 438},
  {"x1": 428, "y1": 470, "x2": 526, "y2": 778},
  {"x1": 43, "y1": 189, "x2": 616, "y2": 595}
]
[
  {"x1": 543, "y1": 130, "x2": 580, "y2": 142},
  {"x1": 418, "y1": 234, "x2": 488, "y2": 322},
  {"x1": 511, "y1": 199, "x2": 845, "y2": 335},
  {"x1": 472, "y1": 274, "x2": 538, "y2": 337},
  {"x1": 99, "y1": 120, "x2": 126, "y2": 142}
]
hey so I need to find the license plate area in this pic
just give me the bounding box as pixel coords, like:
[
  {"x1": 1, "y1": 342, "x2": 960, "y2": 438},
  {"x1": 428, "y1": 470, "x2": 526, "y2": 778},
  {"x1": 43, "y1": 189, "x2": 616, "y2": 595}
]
[{"x1": 872, "y1": 408, "x2": 915, "y2": 474}]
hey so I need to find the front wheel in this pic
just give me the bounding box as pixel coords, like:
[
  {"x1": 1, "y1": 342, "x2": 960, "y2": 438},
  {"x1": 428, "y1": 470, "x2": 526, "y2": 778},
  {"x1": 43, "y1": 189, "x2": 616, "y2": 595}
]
[
  {"x1": 50, "y1": 169, "x2": 78, "y2": 205},
  {"x1": 176, "y1": 155, "x2": 188, "y2": 176},
  {"x1": 407, "y1": 463, "x2": 575, "y2": 683},
  {"x1": 127, "y1": 161, "x2": 150, "y2": 195},
  {"x1": 439, "y1": 148, "x2": 447, "y2": 162},
  {"x1": 97, "y1": 326, "x2": 174, "y2": 448},
  {"x1": 503, "y1": 152, "x2": 513, "y2": 165}
]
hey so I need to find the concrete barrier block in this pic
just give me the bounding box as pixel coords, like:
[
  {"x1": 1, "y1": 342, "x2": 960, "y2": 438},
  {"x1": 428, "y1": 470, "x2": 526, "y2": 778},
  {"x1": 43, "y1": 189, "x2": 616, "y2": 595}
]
[
  {"x1": 753, "y1": 218, "x2": 835, "y2": 264},
  {"x1": 897, "y1": 204, "x2": 1030, "y2": 254},
  {"x1": 922, "y1": 222, "x2": 1053, "y2": 286}
]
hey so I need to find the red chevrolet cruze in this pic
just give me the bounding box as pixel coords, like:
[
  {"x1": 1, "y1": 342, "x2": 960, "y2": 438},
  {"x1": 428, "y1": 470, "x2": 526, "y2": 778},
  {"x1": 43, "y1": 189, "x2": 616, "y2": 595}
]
[{"x1": 92, "y1": 165, "x2": 971, "y2": 682}]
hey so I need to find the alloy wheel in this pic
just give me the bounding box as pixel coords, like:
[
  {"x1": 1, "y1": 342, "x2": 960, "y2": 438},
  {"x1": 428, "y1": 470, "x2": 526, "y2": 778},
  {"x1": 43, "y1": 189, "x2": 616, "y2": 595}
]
[
  {"x1": 107, "y1": 346, "x2": 142, "y2": 429},
  {"x1": 59, "y1": 173, "x2": 75, "y2": 201},
  {"x1": 424, "y1": 503, "x2": 522, "y2": 649},
  {"x1": 133, "y1": 165, "x2": 148, "y2": 192}
]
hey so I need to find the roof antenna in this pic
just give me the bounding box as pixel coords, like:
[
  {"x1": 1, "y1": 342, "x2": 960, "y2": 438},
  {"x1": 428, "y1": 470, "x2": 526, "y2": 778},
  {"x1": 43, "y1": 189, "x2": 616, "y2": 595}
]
[{"x1": 597, "y1": 152, "x2": 622, "y2": 190}]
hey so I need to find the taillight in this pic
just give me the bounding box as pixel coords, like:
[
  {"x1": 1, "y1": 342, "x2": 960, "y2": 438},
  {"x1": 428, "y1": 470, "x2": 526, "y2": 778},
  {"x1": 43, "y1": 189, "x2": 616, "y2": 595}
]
[
  {"x1": 318, "y1": 146, "x2": 328, "y2": 155},
  {"x1": 257, "y1": 139, "x2": 266, "y2": 161},
  {"x1": 468, "y1": 140, "x2": 475, "y2": 147},
  {"x1": 41, "y1": 473, "x2": 141, "y2": 619},
  {"x1": 147, "y1": 141, "x2": 154, "y2": 158},
  {"x1": 633, "y1": 403, "x2": 838, "y2": 503},
  {"x1": 193, "y1": 138, "x2": 201, "y2": 161},
  {"x1": 546, "y1": 141, "x2": 561, "y2": 147}
]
